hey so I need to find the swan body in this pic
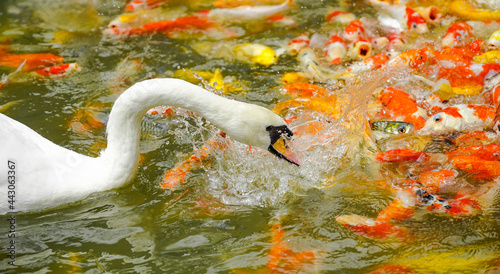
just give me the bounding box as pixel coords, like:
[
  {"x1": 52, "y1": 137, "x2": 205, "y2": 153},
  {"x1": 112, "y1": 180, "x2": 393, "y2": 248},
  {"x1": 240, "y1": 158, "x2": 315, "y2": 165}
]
[{"x1": 0, "y1": 78, "x2": 299, "y2": 214}]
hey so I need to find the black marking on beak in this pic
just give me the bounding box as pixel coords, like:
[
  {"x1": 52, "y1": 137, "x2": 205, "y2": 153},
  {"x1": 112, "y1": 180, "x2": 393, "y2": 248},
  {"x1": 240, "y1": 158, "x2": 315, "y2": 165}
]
[{"x1": 266, "y1": 125, "x2": 299, "y2": 166}]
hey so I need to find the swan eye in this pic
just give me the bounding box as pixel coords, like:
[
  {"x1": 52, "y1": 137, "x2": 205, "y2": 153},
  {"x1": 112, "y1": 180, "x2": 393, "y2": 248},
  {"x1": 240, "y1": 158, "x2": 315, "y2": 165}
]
[{"x1": 434, "y1": 115, "x2": 442, "y2": 123}]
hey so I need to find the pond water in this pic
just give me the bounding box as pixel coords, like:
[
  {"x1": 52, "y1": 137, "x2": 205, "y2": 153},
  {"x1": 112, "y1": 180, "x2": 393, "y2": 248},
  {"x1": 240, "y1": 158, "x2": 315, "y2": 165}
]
[{"x1": 0, "y1": 0, "x2": 499, "y2": 273}]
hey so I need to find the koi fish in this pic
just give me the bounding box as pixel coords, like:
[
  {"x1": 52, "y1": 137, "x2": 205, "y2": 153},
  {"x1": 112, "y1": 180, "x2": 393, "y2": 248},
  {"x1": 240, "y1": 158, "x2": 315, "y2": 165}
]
[
  {"x1": 370, "y1": 36, "x2": 389, "y2": 52},
  {"x1": 451, "y1": 155, "x2": 500, "y2": 179},
  {"x1": 376, "y1": 188, "x2": 416, "y2": 222},
  {"x1": 268, "y1": 223, "x2": 317, "y2": 272},
  {"x1": 232, "y1": 43, "x2": 278, "y2": 66},
  {"x1": 213, "y1": 0, "x2": 285, "y2": 8},
  {"x1": 286, "y1": 33, "x2": 310, "y2": 56},
  {"x1": 487, "y1": 30, "x2": 500, "y2": 50},
  {"x1": 324, "y1": 34, "x2": 347, "y2": 64},
  {"x1": 68, "y1": 102, "x2": 107, "y2": 135},
  {"x1": 162, "y1": 133, "x2": 227, "y2": 189},
  {"x1": 446, "y1": 144, "x2": 500, "y2": 161},
  {"x1": 124, "y1": 0, "x2": 173, "y2": 12},
  {"x1": 347, "y1": 39, "x2": 372, "y2": 60},
  {"x1": 373, "y1": 86, "x2": 428, "y2": 129},
  {"x1": 296, "y1": 48, "x2": 330, "y2": 81},
  {"x1": 441, "y1": 22, "x2": 475, "y2": 48},
  {"x1": 0, "y1": 52, "x2": 63, "y2": 71},
  {"x1": 336, "y1": 214, "x2": 410, "y2": 241},
  {"x1": 376, "y1": 6, "x2": 428, "y2": 34},
  {"x1": 420, "y1": 93, "x2": 448, "y2": 113},
  {"x1": 449, "y1": 0, "x2": 500, "y2": 21},
  {"x1": 281, "y1": 83, "x2": 330, "y2": 98},
  {"x1": 371, "y1": 121, "x2": 414, "y2": 134},
  {"x1": 387, "y1": 32, "x2": 405, "y2": 51},
  {"x1": 204, "y1": 0, "x2": 293, "y2": 24},
  {"x1": 375, "y1": 148, "x2": 429, "y2": 162},
  {"x1": 420, "y1": 104, "x2": 495, "y2": 133},
  {"x1": 347, "y1": 52, "x2": 389, "y2": 73},
  {"x1": 418, "y1": 169, "x2": 458, "y2": 193},
  {"x1": 388, "y1": 47, "x2": 430, "y2": 69},
  {"x1": 453, "y1": 130, "x2": 500, "y2": 147},
  {"x1": 343, "y1": 20, "x2": 365, "y2": 42},
  {"x1": 414, "y1": 6, "x2": 442, "y2": 25},
  {"x1": 325, "y1": 10, "x2": 356, "y2": 24},
  {"x1": 34, "y1": 63, "x2": 81, "y2": 78}
]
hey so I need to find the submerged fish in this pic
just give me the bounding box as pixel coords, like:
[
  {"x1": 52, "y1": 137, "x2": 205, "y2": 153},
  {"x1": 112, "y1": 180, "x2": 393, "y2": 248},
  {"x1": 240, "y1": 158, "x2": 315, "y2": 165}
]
[
  {"x1": 140, "y1": 118, "x2": 171, "y2": 138},
  {"x1": 371, "y1": 121, "x2": 414, "y2": 134}
]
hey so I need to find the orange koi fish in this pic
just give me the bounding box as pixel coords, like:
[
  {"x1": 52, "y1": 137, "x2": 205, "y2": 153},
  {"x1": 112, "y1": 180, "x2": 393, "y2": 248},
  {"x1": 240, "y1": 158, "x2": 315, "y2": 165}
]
[
  {"x1": 418, "y1": 169, "x2": 458, "y2": 193},
  {"x1": 376, "y1": 188, "x2": 416, "y2": 223},
  {"x1": 373, "y1": 86, "x2": 428, "y2": 129},
  {"x1": 347, "y1": 52, "x2": 389, "y2": 73},
  {"x1": 281, "y1": 83, "x2": 330, "y2": 98},
  {"x1": 268, "y1": 223, "x2": 317, "y2": 272},
  {"x1": 343, "y1": 20, "x2": 365, "y2": 42},
  {"x1": 286, "y1": 33, "x2": 309, "y2": 56},
  {"x1": 0, "y1": 53, "x2": 63, "y2": 71},
  {"x1": 436, "y1": 63, "x2": 500, "y2": 92},
  {"x1": 68, "y1": 102, "x2": 107, "y2": 135},
  {"x1": 162, "y1": 133, "x2": 227, "y2": 189},
  {"x1": 324, "y1": 34, "x2": 347, "y2": 64},
  {"x1": 421, "y1": 104, "x2": 495, "y2": 133},
  {"x1": 446, "y1": 144, "x2": 500, "y2": 162},
  {"x1": 451, "y1": 155, "x2": 500, "y2": 179},
  {"x1": 453, "y1": 130, "x2": 500, "y2": 147},
  {"x1": 388, "y1": 47, "x2": 430, "y2": 69},
  {"x1": 336, "y1": 214, "x2": 410, "y2": 241},
  {"x1": 441, "y1": 22, "x2": 475, "y2": 48},
  {"x1": 325, "y1": 10, "x2": 356, "y2": 24},
  {"x1": 376, "y1": 148, "x2": 430, "y2": 162}
]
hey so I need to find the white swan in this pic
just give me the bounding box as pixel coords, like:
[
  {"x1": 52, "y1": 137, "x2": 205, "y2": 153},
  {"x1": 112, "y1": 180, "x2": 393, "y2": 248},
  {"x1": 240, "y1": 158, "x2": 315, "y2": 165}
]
[{"x1": 0, "y1": 78, "x2": 300, "y2": 214}]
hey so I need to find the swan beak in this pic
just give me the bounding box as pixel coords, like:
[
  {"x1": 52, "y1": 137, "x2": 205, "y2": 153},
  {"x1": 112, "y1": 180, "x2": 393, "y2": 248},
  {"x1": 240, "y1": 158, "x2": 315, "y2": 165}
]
[{"x1": 269, "y1": 136, "x2": 301, "y2": 166}]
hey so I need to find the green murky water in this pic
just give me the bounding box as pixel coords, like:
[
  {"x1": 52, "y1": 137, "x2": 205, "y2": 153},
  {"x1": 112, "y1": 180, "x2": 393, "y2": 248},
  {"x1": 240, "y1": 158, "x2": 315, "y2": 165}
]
[{"x1": 0, "y1": 0, "x2": 499, "y2": 273}]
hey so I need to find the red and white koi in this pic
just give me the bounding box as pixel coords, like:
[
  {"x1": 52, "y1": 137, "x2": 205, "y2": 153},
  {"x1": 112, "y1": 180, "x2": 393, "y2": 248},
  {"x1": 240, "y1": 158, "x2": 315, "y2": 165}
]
[
  {"x1": 336, "y1": 214, "x2": 410, "y2": 241},
  {"x1": 324, "y1": 34, "x2": 347, "y2": 64},
  {"x1": 34, "y1": 63, "x2": 81, "y2": 78},
  {"x1": 286, "y1": 33, "x2": 310, "y2": 56},
  {"x1": 420, "y1": 104, "x2": 495, "y2": 133},
  {"x1": 124, "y1": 0, "x2": 172, "y2": 12},
  {"x1": 342, "y1": 20, "x2": 365, "y2": 42},
  {"x1": 441, "y1": 22, "x2": 475, "y2": 48},
  {"x1": 386, "y1": 32, "x2": 405, "y2": 51},
  {"x1": 203, "y1": 0, "x2": 293, "y2": 24},
  {"x1": 376, "y1": 6, "x2": 428, "y2": 34}
]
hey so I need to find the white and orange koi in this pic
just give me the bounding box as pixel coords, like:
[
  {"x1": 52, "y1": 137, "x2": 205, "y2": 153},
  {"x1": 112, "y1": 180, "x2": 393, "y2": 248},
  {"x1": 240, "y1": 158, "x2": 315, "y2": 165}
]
[
  {"x1": 325, "y1": 10, "x2": 356, "y2": 25},
  {"x1": 377, "y1": 6, "x2": 428, "y2": 34},
  {"x1": 347, "y1": 39, "x2": 373, "y2": 60},
  {"x1": 420, "y1": 104, "x2": 495, "y2": 133},
  {"x1": 347, "y1": 52, "x2": 389, "y2": 73},
  {"x1": 414, "y1": 6, "x2": 442, "y2": 26},
  {"x1": 387, "y1": 32, "x2": 405, "y2": 51},
  {"x1": 203, "y1": 0, "x2": 293, "y2": 24},
  {"x1": 324, "y1": 34, "x2": 347, "y2": 64},
  {"x1": 370, "y1": 36, "x2": 389, "y2": 52},
  {"x1": 441, "y1": 22, "x2": 475, "y2": 48},
  {"x1": 286, "y1": 33, "x2": 310, "y2": 56},
  {"x1": 336, "y1": 214, "x2": 410, "y2": 241}
]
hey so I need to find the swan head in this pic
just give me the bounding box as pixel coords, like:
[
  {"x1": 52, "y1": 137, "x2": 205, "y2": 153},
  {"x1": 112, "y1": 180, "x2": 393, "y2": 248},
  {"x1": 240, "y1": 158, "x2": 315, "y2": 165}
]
[{"x1": 219, "y1": 103, "x2": 301, "y2": 166}]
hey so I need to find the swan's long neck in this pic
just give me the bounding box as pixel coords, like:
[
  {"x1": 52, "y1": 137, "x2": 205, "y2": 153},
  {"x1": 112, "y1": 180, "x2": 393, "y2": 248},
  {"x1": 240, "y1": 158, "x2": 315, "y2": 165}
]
[{"x1": 100, "y1": 78, "x2": 239, "y2": 184}]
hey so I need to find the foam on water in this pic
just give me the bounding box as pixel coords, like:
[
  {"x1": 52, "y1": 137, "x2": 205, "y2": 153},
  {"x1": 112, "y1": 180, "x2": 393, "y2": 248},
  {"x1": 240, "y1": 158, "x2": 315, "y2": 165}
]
[{"x1": 176, "y1": 70, "x2": 394, "y2": 207}]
